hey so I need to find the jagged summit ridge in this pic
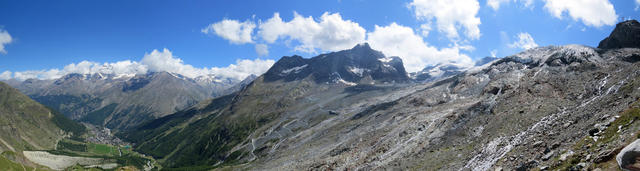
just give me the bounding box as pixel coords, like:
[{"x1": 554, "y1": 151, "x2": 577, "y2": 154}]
[{"x1": 264, "y1": 43, "x2": 410, "y2": 84}]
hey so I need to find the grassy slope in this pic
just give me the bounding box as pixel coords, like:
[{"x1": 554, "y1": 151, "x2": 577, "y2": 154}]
[{"x1": 0, "y1": 81, "x2": 63, "y2": 152}]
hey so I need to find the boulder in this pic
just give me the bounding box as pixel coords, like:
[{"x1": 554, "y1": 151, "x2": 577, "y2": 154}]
[{"x1": 617, "y1": 139, "x2": 640, "y2": 171}]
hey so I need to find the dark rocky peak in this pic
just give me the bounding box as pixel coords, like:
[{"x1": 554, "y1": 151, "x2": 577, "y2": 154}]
[
  {"x1": 263, "y1": 55, "x2": 310, "y2": 82},
  {"x1": 598, "y1": 20, "x2": 640, "y2": 49},
  {"x1": 121, "y1": 71, "x2": 184, "y2": 92},
  {"x1": 23, "y1": 78, "x2": 40, "y2": 84},
  {"x1": 151, "y1": 71, "x2": 192, "y2": 81},
  {"x1": 62, "y1": 73, "x2": 85, "y2": 80},
  {"x1": 54, "y1": 73, "x2": 86, "y2": 85},
  {"x1": 122, "y1": 75, "x2": 152, "y2": 92},
  {"x1": 264, "y1": 43, "x2": 410, "y2": 84}
]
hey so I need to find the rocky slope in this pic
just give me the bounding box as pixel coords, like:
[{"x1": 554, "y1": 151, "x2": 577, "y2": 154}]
[
  {"x1": 122, "y1": 43, "x2": 412, "y2": 169},
  {"x1": 5, "y1": 71, "x2": 245, "y2": 130},
  {"x1": 125, "y1": 20, "x2": 640, "y2": 170}
]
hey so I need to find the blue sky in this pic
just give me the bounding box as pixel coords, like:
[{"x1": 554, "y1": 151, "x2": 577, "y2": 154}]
[{"x1": 0, "y1": 0, "x2": 639, "y2": 80}]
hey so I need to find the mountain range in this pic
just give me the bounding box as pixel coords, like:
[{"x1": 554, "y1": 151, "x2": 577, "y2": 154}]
[
  {"x1": 118, "y1": 19, "x2": 640, "y2": 170},
  {"x1": 1, "y1": 19, "x2": 640, "y2": 170},
  {"x1": 5, "y1": 71, "x2": 254, "y2": 130}
]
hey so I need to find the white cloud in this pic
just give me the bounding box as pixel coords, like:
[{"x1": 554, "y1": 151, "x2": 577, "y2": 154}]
[
  {"x1": 0, "y1": 29, "x2": 13, "y2": 54},
  {"x1": 208, "y1": 58, "x2": 275, "y2": 80},
  {"x1": 258, "y1": 12, "x2": 366, "y2": 53},
  {"x1": 8, "y1": 49, "x2": 274, "y2": 81},
  {"x1": 508, "y1": 32, "x2": 538, "y2": 50},
  {"x1": 0, "y1": 71, "x2": 11, "y2": 80},
  {"x1": 636, "y1": 0, "x2": 640, "y2": 11},
  {"x1": 487, "y1": 0, "x2": 511, "y2": 10},
  {"x1": 255, "y1": 44, "x2": 269, "y2": 56},
  {"x1": 419, "y1": 23, "x2": 432, "y2": 37},
  {"x1": 409, "y1": 0, "x2": 482, "y2": 40},
  {"x1": 367, "y1": 23, "x2": 473, "y2": 72},
  {"x1": 202, "y1": 19, "x2": 256, "y2": 44},
  {"x1": 543, "y1": 0, "x2": 617, "y2": 27},
  {"x1": 487, "y1": 0, "x2": 534, "y2": 10},
  {"x1": 490, "y1": 49, "x2": 498, "y2": 57}
]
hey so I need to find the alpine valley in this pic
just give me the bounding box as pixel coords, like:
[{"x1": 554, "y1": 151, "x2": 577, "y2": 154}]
[{"x1": 2, "y1": 13, "x2": 640, "y2": 171}]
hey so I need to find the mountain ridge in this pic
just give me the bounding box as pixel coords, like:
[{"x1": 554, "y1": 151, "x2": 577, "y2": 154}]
[
  {"x1": 121, "y1": 20, "x2": 640, "y2": 170},
  {"x1": 4, "y1": 71, "x2": 244, "y2": 130},
  {"x1": 264, "y1": 43, "x2": 410, "y2": 84}
]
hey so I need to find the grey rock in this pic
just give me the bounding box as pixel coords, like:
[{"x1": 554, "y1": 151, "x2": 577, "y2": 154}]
[{"x1": 617, "y1": 139, "x2": 640, "y2": 171}]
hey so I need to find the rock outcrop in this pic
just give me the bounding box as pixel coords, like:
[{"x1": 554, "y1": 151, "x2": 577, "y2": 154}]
[
  {"x1": 598, "y1": 20, "x2": 640, "y2": 49},
  {"x1": 617, "y1": 139, "x2": 640, "y2": 171}
]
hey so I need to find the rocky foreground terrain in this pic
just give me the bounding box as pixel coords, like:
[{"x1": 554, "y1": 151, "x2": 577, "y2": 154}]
[{"x1": 120, "y1": 20, "x2": 640, "y2": 170}]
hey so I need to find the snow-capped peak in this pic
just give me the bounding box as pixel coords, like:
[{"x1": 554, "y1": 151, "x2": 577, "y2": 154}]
[
  {"x1": 348, "y1": 66, "x2": 370, "y2": 77},
  {"x1": 510, "y1": 45, "x2": 600, "y2": 66}
]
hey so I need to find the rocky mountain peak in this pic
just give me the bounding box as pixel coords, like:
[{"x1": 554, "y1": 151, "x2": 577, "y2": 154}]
[
  {"x1": 598, "y1": 19, "x2": 640, "y2": 49},
  {"x1": 264, "y1": 43, "x2": 409, "y2": 84}
]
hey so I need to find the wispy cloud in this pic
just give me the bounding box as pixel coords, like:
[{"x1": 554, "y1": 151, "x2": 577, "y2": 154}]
[
  {"x1": 0, "y1": 29, "x2": 13, "y2": 54},
  {"x1": 255, "y1": 44, "x2": 269, "y2": 56}
]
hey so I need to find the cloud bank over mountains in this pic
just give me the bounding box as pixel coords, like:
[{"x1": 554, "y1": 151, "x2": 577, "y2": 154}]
[
  {"x1": 203, "y1": 0, "x2": 620, "y2": 73},
  {"x1": 0, "y1": 0, "x2": 621, "y2": 80},
  {"x1": 1, "y1": 49, "x2": 274, "y2": 81},
  {"x1": 206, "y1": 11, "x2": 477, "y2": 73}
]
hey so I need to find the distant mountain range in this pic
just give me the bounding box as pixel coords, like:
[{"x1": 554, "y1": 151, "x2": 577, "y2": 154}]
[
  {"x1": 4, "y1": 71, "x2": 254, "y2": 130},
  {"x1": 0, "y1": 43, "x2": 494, "y2": 132}
]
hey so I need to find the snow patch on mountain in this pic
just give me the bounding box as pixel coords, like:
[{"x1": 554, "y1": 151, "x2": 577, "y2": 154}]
[
  {"x1": 412, "y1": 62, "x2": 471, "y2": 82},
  {"x1": 378, "y1": 57, "x2": 394, "y2": 63},
  {"x1": 349, "y1": 67, "x2": 370, "y2": 77},
  {"x1": 336, "y1": 78, "x2": 357, "y2": 86},
  {"x1": 510, "y1": 45, "x2": 600, "y2": 66},
  {"x1": 280, "y1": 64, "x2": 308, "y2": 75}
]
